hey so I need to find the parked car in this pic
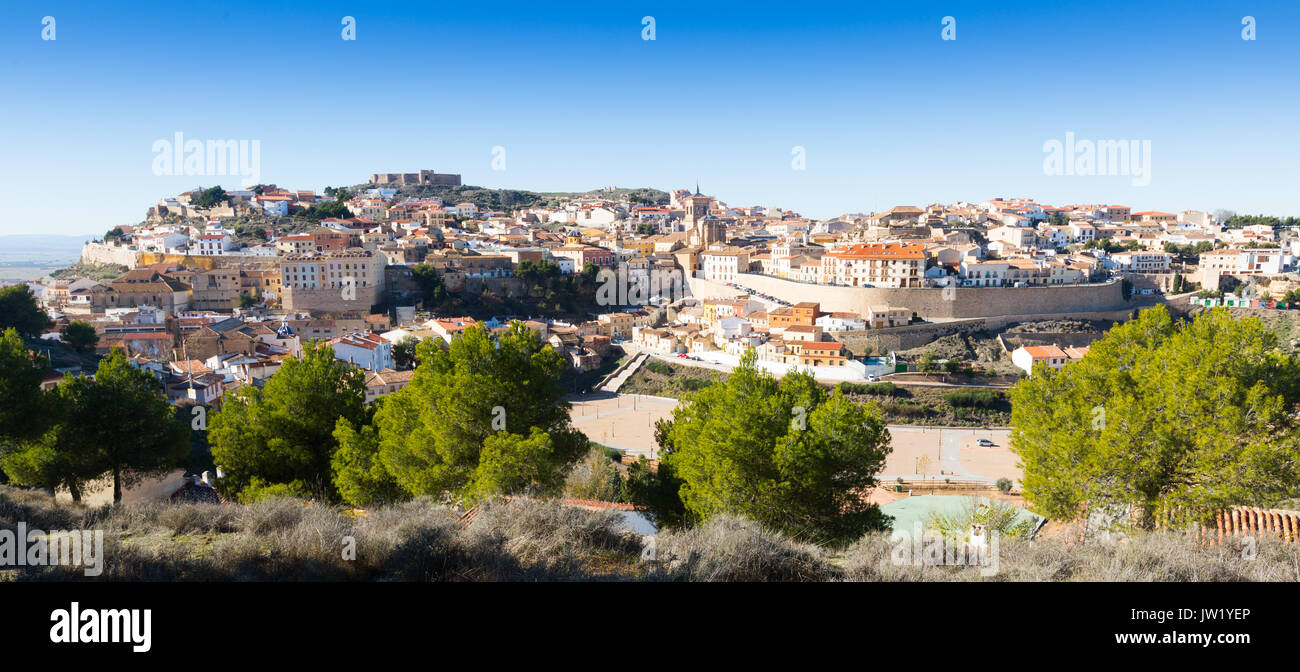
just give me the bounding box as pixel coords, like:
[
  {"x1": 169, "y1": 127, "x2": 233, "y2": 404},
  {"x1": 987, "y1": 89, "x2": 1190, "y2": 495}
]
[
  {"x1": 977, "y1": 438, "x2": 995, "y2": 447},
  {"x1": 677, "y1": 353, "x2": 689, "y2": 358},
  {"x1": 866, "y1": 375, "x2": 881, "y2": 382}
]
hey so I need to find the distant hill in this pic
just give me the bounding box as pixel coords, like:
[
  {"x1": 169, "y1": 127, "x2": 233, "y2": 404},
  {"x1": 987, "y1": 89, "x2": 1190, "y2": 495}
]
[
  {"x1": 356, "y1": 184, "x2": 671, "y2": 210},
  {"x1": 0, "y1": 235, "x2": 94, "y2": 281},
  {"x1": 0, "y1": 234, "x2": 95, "y2": 253}
]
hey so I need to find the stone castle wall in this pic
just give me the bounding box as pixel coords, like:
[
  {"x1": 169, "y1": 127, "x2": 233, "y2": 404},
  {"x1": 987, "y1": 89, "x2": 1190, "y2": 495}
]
[
  {"x1": 686, "y1": 273, "x2": 1127, "y2": 319},
  {"x1": 80, "y1": 243, "x2": 139, "y2": 267}
]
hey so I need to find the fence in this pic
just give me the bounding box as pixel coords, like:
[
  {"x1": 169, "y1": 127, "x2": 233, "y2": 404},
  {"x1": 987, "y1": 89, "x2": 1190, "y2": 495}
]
[{"x1": 1156, "y1": 506, "x2": 1300, "y2": 545}]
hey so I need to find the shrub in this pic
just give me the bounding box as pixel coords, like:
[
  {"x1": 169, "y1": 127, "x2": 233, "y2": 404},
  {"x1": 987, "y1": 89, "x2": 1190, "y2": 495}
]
[
  {"x1": 644, "y1": 360, "x2": 673, "y2": 376},
  {"x1": 881, "y1": 401, "x2": 926, "y2": 418},
  {"x1": 840, "y1": 382, "x2": 896, "y2": 396},
  {"x1": 942, "y1": 390, "x2": 1000, "y2": 408},
  {"x1": 676, "y1": 378, "x2": 711, "y2": 391},
  {"x1": 652, "y1": 516, "x2": 836, "y2": 582},
  {"x1": 564, "y1": 448, "x2": 624, "y2": 502},
  {"x1": 465, "y1": 499, "x2": 641, "y2": 574},
  {"x1": 236, "y1": 477, "x2": 312, "y2": 504},
  {"x1": 237, "y1": 496, "x2": 308, "y2": 534}
]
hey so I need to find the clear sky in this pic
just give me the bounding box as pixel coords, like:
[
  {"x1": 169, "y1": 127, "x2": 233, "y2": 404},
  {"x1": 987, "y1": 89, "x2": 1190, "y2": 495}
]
[{"x1": 1, "y1": 0, "x2": 1297, "y2": 236}]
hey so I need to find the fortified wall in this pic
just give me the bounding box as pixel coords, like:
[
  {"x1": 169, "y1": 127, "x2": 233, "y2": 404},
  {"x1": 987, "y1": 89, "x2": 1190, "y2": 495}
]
[
  {"x1": 686, "y1": 273, "x2": 1127, "y2": 319},
  {"x1": 282, "y1": 285, "x2": 384, "y2": 313},
  {"x1": 81, "y1": 243, "x2": 283, "y2": 271},
  {"x1": 80, "y1": 242, "x2": 139, "y2": 267}
]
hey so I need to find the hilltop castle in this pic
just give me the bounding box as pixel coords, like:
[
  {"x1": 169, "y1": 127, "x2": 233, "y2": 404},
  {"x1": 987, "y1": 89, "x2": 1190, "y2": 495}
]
[{"x1": 369, "y1": 170, "x2": 461, "y2": 187}]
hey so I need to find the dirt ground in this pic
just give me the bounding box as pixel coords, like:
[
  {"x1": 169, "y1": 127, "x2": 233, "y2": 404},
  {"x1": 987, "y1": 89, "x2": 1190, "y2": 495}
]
[
  {"x1": 881, "y1": 426, "x2": 1020, "y2": 486},
  {"x1": 568, "y1": 393, "x2": 677, "y2": 457},
  {"x1": 569, "y1": 395, "x2": 1023, "y2": 487}
]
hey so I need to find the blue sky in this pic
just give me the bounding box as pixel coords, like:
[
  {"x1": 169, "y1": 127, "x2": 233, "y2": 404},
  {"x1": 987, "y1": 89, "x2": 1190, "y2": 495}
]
[{"x1": 1, "y1": 0, "x2": 1297, "y2": 236}]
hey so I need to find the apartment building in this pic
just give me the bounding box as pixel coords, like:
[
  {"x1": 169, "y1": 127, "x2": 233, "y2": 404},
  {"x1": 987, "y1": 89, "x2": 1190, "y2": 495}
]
[
  {"x1": 329, "y1": 332, "x2": 394, "y2": 372},
  {"x1": 699, "y1": 249, "x2": 751, "y2": 283},
  {"x1": 1109, "y1": 251, "x2": 1173, "y2": 272},
  {"x1": 195, "y1": 232, "x2": 233, "y2": 256},
  {"x1": 820, "y1": 243, "x2": 925, "y2": 288},
  {"x1": 550, "y1": 245, "x2": 615, "y2": 269}
]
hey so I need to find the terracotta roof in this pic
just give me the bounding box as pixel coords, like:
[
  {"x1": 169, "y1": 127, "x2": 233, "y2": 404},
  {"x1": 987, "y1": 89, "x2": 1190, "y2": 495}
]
[
  {"x1": 1021, "y1": 345, "x2": 1067, "y2": 358},
  {"x1": 800, "y1": 341, "x2": 845, "y2": 351},
  {"x1": 825, "y1": 242, "x2": 926, "y2": 260}
]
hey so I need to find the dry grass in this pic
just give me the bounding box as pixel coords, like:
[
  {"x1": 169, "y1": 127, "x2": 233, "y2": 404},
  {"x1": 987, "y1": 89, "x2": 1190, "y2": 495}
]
[
  {"x1": 4, "y1": 485, "x2": 1298, "y2": 582},
  {"x1": 650, "y1": 516, "x2": 836, "y2": 582},
  {"x1": 840, "y1": 531, "x2": 1300, "y2": 582}
]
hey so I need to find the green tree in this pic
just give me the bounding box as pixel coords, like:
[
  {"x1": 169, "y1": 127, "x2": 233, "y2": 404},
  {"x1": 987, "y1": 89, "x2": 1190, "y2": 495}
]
[
  {"x1": 191, "y1": 186, "x2": 228, "y2": 209},
  {"x1": 410, "y1": 264, "x2": 448, "y2": 309},
  {"x1": 60, "y1": 321, "x2": 98, "y2": 353},
  {"x1": 623, "y1": 419, "x2": 691, "y2": 528},
  {"x1": 1010, "y1": 305, "x2": 1300, "y2": 530},
  {"x1": 663, "y1": 351, "x2": 893, "y2": 546},
  {"x1": 71, "y1": 350, "x2": 188, "y2": 502},
  {"x1": 208, "y1": 341, "x2": 367, "y2": 501},
  {"x1": 297, "y1": 199, "x2": 352, "y2": 221},
  {"x1": 3, "y1": 349, "x2": 187, "y2": 502},
  {"x1": 367, "y1": 322, "x2": 588, "y2": 504},
  {"x1": 332, "y1": 411, "x2": 405, "y2": 508},
  {"x1": 0, "y1": 328, "x2": 52, "y2": 444},
  {"x1": 238, "y1": 292, "x2": 258, "y2": 309},
  {"x1": 0, "y1": 285, "x2": 53, "y2": 337},
  {"x1": 392, "y1": 336, "x2": 420, "y2": 369}
]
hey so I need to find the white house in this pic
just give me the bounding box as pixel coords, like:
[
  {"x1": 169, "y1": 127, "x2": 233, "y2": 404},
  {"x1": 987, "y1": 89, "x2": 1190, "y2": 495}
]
[
  {"x1": 257, "y1": 195, "x2": 292, "y2": 216},
  {"x1": 960, "y1": 261, "x2": 1010, "y2": 287},
  {"x1": 699, "y1": 250, "x2": 750, "y2": 283},
  {"x1": 1011, "y1": 344, "x2": 1086, "y2": 376},
  {"x1": 1108, "y1": 251, "x2": 1172, "y2": 272},
  {"x1": 329, "y1": 332, "x2": 394, "y2": 371},
  {"x1": 816, "y1": 313, "x2": 867, "y2": 332},
  {"x1": 715, "y1": 315, "x2": 752, "y2": 340},
  {"x1": 194, "y1": 233, "x2": 233, "y2": 256}
]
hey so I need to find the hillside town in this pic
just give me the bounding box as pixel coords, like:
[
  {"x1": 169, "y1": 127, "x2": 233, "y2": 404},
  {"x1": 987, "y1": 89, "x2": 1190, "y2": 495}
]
[{"x1": 10, "y1": 171, "x2": 1300, "y2": 410}]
